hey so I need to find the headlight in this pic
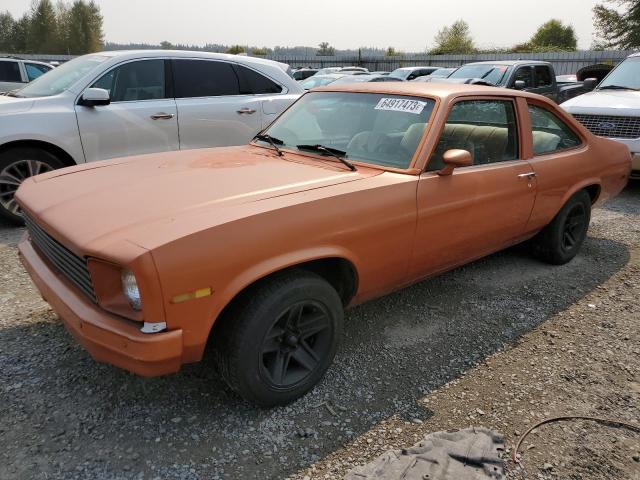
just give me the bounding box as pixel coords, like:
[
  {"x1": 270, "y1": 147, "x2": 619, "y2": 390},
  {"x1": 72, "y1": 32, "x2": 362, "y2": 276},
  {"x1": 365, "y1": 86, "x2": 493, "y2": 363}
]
[{"x1": 121, "y1": 270, "x2": 142, "y2": 311}]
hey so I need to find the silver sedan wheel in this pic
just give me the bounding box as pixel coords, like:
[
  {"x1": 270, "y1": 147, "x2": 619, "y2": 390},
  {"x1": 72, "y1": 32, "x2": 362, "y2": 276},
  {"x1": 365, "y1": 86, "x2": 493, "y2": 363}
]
[{"x1": 0, "y1": 160, "x2": 54, "y2": 216}]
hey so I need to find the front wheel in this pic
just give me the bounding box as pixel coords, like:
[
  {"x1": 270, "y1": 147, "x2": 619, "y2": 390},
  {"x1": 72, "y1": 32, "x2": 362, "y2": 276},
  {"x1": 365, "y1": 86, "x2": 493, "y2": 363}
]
[
  {"x1": 531, "y1": 190, "x2": 591, "y2": 265},
  {"x1": 0, "y1": 147, "x2": 63, "y2": 225},
  {"x1": 213, "y1": 271, "x2": 344, "y2": 407}
]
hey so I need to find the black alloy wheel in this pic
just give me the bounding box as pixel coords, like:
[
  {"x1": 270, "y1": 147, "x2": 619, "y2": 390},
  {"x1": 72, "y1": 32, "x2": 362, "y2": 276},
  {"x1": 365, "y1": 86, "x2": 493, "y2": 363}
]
[{"x1": 260, "y1": 301, "x2": 334, "y2": 389}]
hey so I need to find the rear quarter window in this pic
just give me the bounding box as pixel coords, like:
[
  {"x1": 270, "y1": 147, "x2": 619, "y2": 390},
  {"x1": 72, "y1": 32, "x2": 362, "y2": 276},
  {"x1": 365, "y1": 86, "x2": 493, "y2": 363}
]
[
  {"x1": 529, "y1": 104, "x2": 582, "y2": 155},
  {"x1": 235, "y1": 64, "x2": 283, "y2": 94}
]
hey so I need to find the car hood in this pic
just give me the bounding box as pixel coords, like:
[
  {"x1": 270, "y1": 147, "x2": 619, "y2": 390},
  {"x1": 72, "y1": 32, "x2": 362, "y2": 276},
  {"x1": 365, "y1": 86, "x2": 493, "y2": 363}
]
[
  {"x1": 561, "y1": 90, "x2": 640, "y2": 114},
  {"x1": 16, "y1": 146, "x2": 382, "y2": 253}
]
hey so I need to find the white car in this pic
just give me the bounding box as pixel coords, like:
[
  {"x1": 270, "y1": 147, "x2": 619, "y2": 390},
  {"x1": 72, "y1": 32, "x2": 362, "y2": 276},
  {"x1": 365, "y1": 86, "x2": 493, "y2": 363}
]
[
  {"x1": 561, "y1": 53, "x2": 640, "y2": 180},
  {"x1": 0, "y1": 50, "x2": 303, "y2": 223},
  {"x1": 0, "y1": 57, "x2": 54, "y2": 93}
]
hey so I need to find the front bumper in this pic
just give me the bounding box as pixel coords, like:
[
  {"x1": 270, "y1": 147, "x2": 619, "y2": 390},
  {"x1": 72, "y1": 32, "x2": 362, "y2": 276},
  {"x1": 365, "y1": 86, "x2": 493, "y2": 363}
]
[
  {"x1": 632, "y1": 154, "x2": 640, "y2": 180},
  {"x1": 18, "y1": 236, "x2": 183, "y2": 377}
]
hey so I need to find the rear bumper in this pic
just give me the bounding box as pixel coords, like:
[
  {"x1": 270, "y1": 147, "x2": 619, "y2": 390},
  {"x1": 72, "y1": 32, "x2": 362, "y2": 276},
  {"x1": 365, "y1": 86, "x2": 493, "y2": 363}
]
[{"x1": 18, "y1": 236, "x2": 183, "y2": 376}]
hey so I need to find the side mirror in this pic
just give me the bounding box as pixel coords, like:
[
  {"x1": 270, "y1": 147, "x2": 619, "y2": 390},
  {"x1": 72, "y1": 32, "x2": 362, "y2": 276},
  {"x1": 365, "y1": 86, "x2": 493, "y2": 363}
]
[
  {"x1": 438, "y1": 149, "x2": 473, "y2": 176},
  {"x1": 514, "y1": 80, "x2": 527, "y2": 90},
  {"x1": 583, "y1": 78, "x2": 598, "y2": 91},
  {"x1": 79, "y1": 87, "x2": 110, "y2": 107}
]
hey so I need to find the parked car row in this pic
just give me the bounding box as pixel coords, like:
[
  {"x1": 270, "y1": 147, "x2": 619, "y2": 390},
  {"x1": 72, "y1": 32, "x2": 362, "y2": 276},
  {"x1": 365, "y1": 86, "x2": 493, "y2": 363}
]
[{"x1": 0, "y1": 50, "x2": 303, "y2": 223}]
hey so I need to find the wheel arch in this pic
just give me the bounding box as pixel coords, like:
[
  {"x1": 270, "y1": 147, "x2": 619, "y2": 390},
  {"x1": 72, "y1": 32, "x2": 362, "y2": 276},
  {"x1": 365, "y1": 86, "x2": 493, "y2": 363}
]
[
  {"x1": 558, "y1": 180, "x2": 601, "y2": 212},
  {"x1": 0, "y1": 139, "x2": 77, "y2": 168},
  {"x1": 206, "y1": 253, "x2": 359, "y2": 346}
]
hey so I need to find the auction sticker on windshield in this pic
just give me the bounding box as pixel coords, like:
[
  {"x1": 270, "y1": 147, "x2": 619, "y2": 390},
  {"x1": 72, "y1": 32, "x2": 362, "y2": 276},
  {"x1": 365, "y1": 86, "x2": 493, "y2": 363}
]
[{"x1": 375, "y1": 98, "x2": 427, "y2": 114}]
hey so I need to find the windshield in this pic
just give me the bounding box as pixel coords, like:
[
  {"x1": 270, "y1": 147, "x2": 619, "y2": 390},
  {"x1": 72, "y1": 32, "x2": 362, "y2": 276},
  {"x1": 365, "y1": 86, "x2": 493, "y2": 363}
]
[
  {"x1": 449, "y1": 64, "x2": 510, "y2": 85},
  {"x1": 301, "y1": 75, "x2": 342, "y2": 89},
  {"x1": 390, "y1": 69, "x2": 411, "y2": 79},
  {"x1": 17, "y1": 54, "x2": 109, "y2": 98},
  {"x1": 599, "y1": 57, "x2": 640, "y2": 90},
  {"x1": 259, "y1": 92, "x2": 436, "y2": 169}
]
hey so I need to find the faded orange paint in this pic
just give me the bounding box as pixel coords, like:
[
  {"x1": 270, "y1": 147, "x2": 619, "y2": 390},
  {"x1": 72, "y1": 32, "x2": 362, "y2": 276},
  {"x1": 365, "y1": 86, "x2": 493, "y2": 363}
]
[{"x1": 16, "y1": 83, "x2": 631, "y2": 376}]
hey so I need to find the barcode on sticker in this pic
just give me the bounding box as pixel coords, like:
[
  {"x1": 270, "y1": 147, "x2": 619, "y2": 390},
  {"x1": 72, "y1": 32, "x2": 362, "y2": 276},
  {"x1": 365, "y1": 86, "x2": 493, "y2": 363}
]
[{"x1": 375, "y1": 98, "x2": 426, "y2": 114}]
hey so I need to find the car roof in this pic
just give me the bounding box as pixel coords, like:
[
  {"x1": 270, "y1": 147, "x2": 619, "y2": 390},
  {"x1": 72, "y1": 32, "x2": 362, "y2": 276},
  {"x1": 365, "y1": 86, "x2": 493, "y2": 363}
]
[
  {"x1": 464, "y1": 60, "x2": 550, "y2": 66},
  {"x1": 393, "y1": 66, "x2": 437, "y2": 71},
  {"x1": 314, "y1": 81, "x2": 543, "y2": 100},
  {"x1": 308, "y1": 73, "x2": 348, "y2": 79},
  {"x1": 95, "y1": 49, "x2": 290, "y2": 71}
]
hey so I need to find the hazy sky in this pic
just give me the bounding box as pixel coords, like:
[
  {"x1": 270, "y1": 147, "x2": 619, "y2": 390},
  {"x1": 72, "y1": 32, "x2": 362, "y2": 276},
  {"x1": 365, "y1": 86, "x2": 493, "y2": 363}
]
[{"x1": 4, "y1": 0, "x2": 603, "y2": 51}]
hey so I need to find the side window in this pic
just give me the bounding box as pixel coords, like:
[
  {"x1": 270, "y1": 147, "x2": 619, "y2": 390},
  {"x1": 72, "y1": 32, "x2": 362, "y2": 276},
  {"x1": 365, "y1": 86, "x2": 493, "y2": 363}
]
[
  {"x1": 534, "y1": 66, "x2": 552, "y2": 87},
  {"x1": 91, "y1": 60, "x2": 165, "y2": 102},
  {"x1": 529, "y1": 104, "x2": 582, "y2": 155},
  {"x1": 25, "y1": 63, "x2": 51, "y2": 81},
  {"x1": 173, "y1": 59, "x2": 239, "y2": 98},
  {"x1": 235, "y1": 64, "x2": 283, "y2": 94},
  {"x1": 428, "y1": 100, "x2": 519, "y2": 171},
  {"x1": 513, "y1": 67, "x2": 533, "y2": 88},
  {"x1": 0, "y1": 61, "x2": 22, "y2": 82}
]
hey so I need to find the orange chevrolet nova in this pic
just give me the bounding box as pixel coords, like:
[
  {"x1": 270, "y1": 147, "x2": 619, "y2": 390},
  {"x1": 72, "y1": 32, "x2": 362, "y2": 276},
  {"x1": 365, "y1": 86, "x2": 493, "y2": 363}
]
[{"x1": 16, "y1": 83, "x2": 630, "y2": 406}]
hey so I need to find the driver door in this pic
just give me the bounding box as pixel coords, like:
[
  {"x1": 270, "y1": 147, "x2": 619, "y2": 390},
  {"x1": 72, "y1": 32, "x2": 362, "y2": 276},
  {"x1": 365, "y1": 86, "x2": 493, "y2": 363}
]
[
  {"x1": 75, "y1": 59, "x2": 179, "y2": 162},
  {"x1": 408, "y1": 98, "x2": 537, "y2": 280}
]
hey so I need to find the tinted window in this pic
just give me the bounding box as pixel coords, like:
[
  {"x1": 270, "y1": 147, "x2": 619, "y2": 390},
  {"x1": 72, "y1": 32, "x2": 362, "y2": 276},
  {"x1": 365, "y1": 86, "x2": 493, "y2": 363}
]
[
  {"x1": 173, "y1": 59, "x2": 239, "y2": 98},
  {"x1": 428, "y1": 100, "x2": 519, "y2": 171},
  {"x1": 513, "y1": 67, "x2": 533, "y2": 88},
  {"x1": 449, "y1": 64, "x2": 510, "y2": 85},
  {"x1": 534, "y1": 66, "x2": 552, "y2": 87},
  {"x1": 0, "y1": 61, "x2": 22, "y2": 82},
  {"x1": 25, "y1": 63, "x2": 51, "y2": 81},
  {"x1": 92, "y1": 60, "x2": 165, "y2": 102},
  {"x1": 236, "y1": 64, "x2": 282, "y2": 94},
  {"x1": 529, "y1": 104, "x2": 582, "y2": 155}
]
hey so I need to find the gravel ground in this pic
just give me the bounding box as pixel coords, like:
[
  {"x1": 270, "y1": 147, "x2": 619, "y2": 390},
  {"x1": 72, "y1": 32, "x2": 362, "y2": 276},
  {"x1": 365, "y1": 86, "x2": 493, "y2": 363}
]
[{"x1": 0, "y1": 183, "x2": 638, "y2": 480}]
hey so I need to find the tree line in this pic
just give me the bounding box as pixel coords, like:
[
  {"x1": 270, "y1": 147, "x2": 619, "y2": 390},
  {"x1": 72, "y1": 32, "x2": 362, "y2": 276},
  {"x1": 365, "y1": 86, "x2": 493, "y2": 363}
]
[
  {"x1": 1, "y1": 0, "x2": 638, "y2": 56},
  {"x1": 0, "y1": 0, "x2": 103, "y2": 55},
  {"x1": 422, "y1": 0, "x2": 640, "y2": 56}
]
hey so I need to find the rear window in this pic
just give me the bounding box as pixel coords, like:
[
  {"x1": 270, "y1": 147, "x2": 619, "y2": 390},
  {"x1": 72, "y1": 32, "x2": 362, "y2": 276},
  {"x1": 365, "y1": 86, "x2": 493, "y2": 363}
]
[
  {"x1": 173, "y1": 59, "x2": 239, "y2": 98},
  {"x1": 0, "y1": 61, "x2": 22, "y2": 82}
]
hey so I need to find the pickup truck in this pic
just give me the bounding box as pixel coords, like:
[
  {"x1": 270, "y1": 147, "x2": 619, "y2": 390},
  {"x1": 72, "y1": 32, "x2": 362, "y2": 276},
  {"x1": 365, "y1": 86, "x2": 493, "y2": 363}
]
[
  {"x1": 430, "y1": 60, "x2": 585, "y2": 103},
  {"x1": 561, "y1": 52, "x2": 640, "y2": 179}
]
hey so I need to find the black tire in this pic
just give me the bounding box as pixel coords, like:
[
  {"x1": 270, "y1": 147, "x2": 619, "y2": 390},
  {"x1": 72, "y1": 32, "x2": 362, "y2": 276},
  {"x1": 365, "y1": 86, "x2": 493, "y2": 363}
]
[
  {"x1": 213, "y1": 270, "x2": 343, "y2": 407},
  {"x1": 0, "y1": 147, "x2": 63, "y2": 225},
  {"x1": 531, "y1": 190, "x2": 591, "y2": 265}
]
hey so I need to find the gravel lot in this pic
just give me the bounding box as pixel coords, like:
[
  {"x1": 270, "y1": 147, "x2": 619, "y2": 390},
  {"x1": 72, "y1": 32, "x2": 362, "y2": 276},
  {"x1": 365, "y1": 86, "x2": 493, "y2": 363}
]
[{"x1": 0, "y1": 183, "x2": 638, "y2": 480}]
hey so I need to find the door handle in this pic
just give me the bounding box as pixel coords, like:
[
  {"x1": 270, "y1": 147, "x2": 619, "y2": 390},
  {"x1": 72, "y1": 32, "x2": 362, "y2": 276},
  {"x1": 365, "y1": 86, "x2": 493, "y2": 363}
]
[
  {"x1": 518, "y1": 172, "x2": 537, "y2": 188},
  {"x1": 237, "y1": 107, "x2": 257, "y2": 115},
  {"x1": 150, "y1": 113, "x2": 175, "y2": 120}
]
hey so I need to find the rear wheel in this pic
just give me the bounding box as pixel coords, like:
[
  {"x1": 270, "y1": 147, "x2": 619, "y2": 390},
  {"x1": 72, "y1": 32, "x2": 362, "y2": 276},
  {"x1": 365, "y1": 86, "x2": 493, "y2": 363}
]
[
  {"x1": 531, "y1": 190, "x2": 591, "y2": 265},
  {"x1": 0, "y1": 147, "x2": 63, "y2": 225},
  {"x1": 213, "y1": 271, "x2": 343, "y2": 407}
]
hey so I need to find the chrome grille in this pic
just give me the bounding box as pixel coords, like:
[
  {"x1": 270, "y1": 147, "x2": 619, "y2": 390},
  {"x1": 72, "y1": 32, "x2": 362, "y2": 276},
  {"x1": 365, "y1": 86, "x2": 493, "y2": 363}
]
[
  {"x1": 24, "y1": 215, "x2": 96, "y2": 303},
  {"x1": 572, "y1": 114, "x2": 640, "y2": 139}
]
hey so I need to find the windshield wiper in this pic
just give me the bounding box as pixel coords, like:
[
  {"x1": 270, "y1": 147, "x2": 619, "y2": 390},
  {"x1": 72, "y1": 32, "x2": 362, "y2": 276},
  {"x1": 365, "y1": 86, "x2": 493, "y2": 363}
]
[
  {"x1": 254, "y1": 133, "x2": 284, "y2": 156},
  {"x1": 296, "y1": 144, "x2": 357, "y2": 171},
  {"x1": 5, "y1": 91, "x2": 22, "y2": 97},
  {"x1": 598, "y1": 85, "x2": 639, "y2": 91}
]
